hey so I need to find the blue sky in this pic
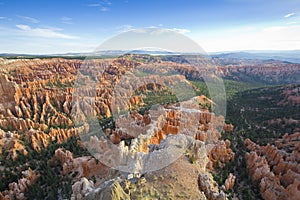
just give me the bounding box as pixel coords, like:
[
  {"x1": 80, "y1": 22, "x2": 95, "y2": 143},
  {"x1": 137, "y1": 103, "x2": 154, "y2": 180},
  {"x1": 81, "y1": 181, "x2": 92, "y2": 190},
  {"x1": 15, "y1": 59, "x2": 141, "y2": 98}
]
[{"x1": 0, "y1": 0, "x2": 300, "y2": 54}]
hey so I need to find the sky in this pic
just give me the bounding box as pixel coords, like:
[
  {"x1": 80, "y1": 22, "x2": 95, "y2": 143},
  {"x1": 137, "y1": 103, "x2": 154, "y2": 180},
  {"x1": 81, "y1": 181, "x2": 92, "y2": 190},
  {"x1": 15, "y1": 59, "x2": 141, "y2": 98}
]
[{"x1": 0, "y1": 0, "x2": 300, "y2": 54}]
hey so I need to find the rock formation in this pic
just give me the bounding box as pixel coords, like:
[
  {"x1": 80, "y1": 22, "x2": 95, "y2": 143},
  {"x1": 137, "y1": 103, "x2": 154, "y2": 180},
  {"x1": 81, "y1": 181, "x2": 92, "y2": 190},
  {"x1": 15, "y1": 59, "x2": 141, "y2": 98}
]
[
  {"x1": 51, "y1": 148, "x2": 109, "y2": 179},
  {"x1": 207, "y1": 140, "x2": 235, "y2": 169},
  {"x1": 223, "y1": 124, "x2": 234, "y2": 132},
  {"x1": 223, "y1": 173, "x2": 236, "y2": 191},
  {"x1": 0, "y1": 168, "x2": 37, "y2": 200},
  {"x1": 0, "y1": 130, "x2": 27, "y2": 160},
  {"x1": 244, "y1": 132, "x2": 300, "y2": 199},
  {"x1": 198, "y1": 173, "x2": 227, "y2": 200}
]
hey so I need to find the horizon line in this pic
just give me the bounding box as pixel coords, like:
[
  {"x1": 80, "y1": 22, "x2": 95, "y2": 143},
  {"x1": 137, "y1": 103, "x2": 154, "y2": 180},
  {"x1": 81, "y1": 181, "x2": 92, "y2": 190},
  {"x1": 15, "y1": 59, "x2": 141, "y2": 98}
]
[{"x1": 1, "y1": 49, "x2": 300, "y2": 56}]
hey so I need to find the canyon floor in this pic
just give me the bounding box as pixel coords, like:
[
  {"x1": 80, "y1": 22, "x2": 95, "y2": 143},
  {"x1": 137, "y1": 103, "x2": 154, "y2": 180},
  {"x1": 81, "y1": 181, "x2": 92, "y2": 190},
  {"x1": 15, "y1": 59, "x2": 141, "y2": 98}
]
[{"x1": 0, "y1": 54, "x2": 299, "y2": 200}]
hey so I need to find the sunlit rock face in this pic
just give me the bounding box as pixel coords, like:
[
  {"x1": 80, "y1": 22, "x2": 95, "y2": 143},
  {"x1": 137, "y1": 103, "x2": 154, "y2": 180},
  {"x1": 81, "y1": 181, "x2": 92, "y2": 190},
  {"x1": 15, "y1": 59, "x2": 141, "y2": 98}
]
[{"x1": 245, "y1": 132, "x2": 300, "y2": 200}]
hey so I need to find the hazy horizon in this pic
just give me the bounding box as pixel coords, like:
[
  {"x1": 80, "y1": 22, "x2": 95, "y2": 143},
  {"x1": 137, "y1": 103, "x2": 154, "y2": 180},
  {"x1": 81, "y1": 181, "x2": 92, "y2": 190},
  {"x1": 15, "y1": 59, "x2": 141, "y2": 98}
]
[{"x1": 2, "y1": 49, "x2": 300, "y2": 56}]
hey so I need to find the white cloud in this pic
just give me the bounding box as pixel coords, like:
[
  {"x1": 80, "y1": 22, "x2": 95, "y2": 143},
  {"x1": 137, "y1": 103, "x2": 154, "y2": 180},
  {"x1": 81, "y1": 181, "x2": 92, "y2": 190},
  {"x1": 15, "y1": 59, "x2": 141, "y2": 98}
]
[
  {"x1": 146, "y1": 26, "x2": 158, "y2": 28},
  {"x1": 147, "y1": 27, "x2": 190, "y2": 34},
  {"x1": 0, "y1": 25, "x2": 96, "y2": 54},
  {"x1": 196, "y1": 25, "x2": 300, "y2": 52},
  {"x1": 284, "y1": 13, "x2": 295, "y2": 18},
  {"x1": 0, "y1": 16, "x2": 7, "y2": 20},
  {"x1": 115, "y1": 26, "x2": 190, "y2": 35},
  {"x1": 61, "y1": 16, "x2": 73, "y2": 24},
  {"x1": 16, "y1": 24, "x2": 30, "y2": 31},
  {"x1": 88, "y1": 0, "x2": 111, "y2": 11},
  {"x1": 17, "y1": 15, "x2": 39, "y2": 23},
  {"x1": 170, "y1": 28, "x2": 191, "y2": 34},
  {"x1": 16, "y1": 24, "x2": 78, "y2": 39}
]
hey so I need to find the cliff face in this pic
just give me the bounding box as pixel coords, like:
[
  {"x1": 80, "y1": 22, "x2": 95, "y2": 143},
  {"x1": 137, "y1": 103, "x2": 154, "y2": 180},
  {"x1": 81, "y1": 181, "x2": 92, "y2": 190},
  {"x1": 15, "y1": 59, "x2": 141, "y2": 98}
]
[
  {"x1": 217, "y1": 64, "x2": 300, "y2": 84},
  {"x1": 168, "y1": 58, "x2": 300, "y2": 84},
  {"x1": 245, "y1": 132, "x2": 300, "y2": 200}
]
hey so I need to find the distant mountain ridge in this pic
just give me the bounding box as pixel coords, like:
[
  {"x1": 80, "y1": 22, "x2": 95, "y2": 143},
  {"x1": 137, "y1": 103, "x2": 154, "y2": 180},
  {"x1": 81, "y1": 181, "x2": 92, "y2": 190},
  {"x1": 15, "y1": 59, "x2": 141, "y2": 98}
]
[{"x1": 212, "y1": 50, "x2": 300, "y2": 63}]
